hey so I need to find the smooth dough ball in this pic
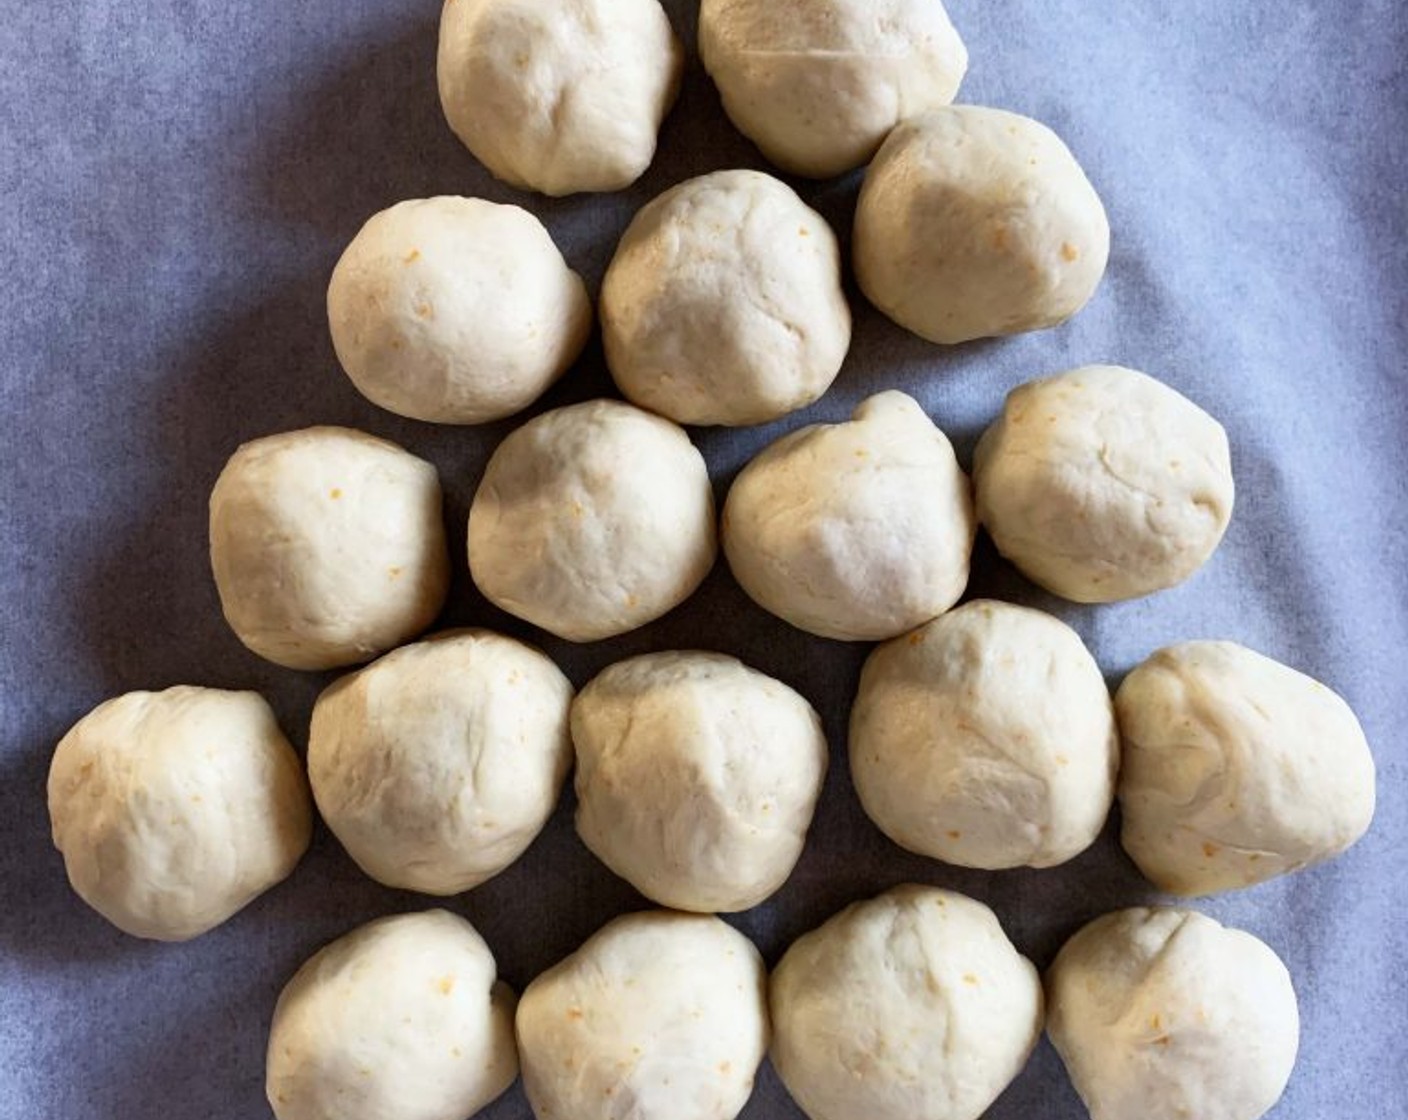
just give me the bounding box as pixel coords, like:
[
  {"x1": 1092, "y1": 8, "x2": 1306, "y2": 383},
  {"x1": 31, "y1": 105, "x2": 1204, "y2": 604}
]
[
  {"x1": 267, "y1": 910, "x2": 517, "y2": 1120},
  {"x1": 723, "y1": 390, "x2": 974, "y2": 640},
  {"x1": 1115, "y1": 641, "x2": 1376, "y2": 895},
  {"x1": 47, "y1": 686, "x2": 311, "y2": 941},
  {"x1": 974, "y1": 365, "x2": 1234, "y2": 603},
  {"x1": 210, "y1": 426, "x2": 449, "y2": 670},
  {"x1": 437, "y1": 0, "x2": 682, "y2": 195},
  {"x1": 770, "y1": 884, "x2": 1042, "y2": 1120},
  {"x1": 1046, "y1": 907, "x2": 1299, "y2": 1120},
  {"x1": 308, "y1": 629, "x2": 573, "y2": 895},
  {"x1": 468, "y1": 400, "x2": 716, "y2": 641},
  {"x1": 602, "y1": 170, "x2": 850, "y2": 429},
  {"x1": 699, "y1": 0, "x2": 967, "y2": 178},
  {"x1": 572, "y1": 651, "x2": 827, "y2": 912},
  {"x1": 516, "y1": 910, "x2": 767, "y2": 1120},
  {"x1": 328, "y1": 197, "x2": 591, "y2": 424},
  {"x1": 854, "y1": 105, "x2": 1109, "y2": 344},
  {"x1": 850, "y1": 600, "x2": 1117, "y2": 869}
]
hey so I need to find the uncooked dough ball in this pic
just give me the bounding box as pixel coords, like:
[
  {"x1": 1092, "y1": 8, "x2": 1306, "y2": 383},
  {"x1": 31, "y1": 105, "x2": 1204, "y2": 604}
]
[
  {"x1": 850, "y1": 600, "x2": 1117, "y2": 869},
  {"x1": 308, "y1": 629, "x2": 573, "y2": 895},
  {"x1": 854, "y1": 105, "x2": 1109, "y2": 344},
  {"x1": 437, "y1": 0, "x2": 682, "y2": 195},
  {"x1": 723, "y1": 390, "x2": 973, "y2": 640},
  {"x1": 267, "y1": 910, "x2": 517, "y2": 1120},
  {"x1": 468, "y1": 400, "x2": 716, "y2": 641},
  {"x1": 328, "y1": 197, "x2": 591, "y2": 424},
  {"x1": 210, "y1": 426, "x2": 449, "y2": 670},
  {"x1": 1046, "y1": 907, "x2": 1299, "y2": 1120},
  {"x1": 573, "y1": 651, "x2": 827, "y2": 912},
  {"x1": 770, "y1": 884, "x2": 1042, "y2": 1120},
  {"x1": 47, "y1": 686, "x2": 311, "y2": 941},
  {"x1": 516, "y1": 910, "x2": 767, "y2": 1120},
  {"x1": 699, "y1": 0, "x2": 967, "y2": 178},
  {"x1": 1115, "y1": 641, "x2": 1376, "y2": 896},
  {"x1": 601, "y1": 169, "x2": 850, "y2": 427},
  {"x1": 974, "y1": 365, "x2": 1234, "y2": 603}
]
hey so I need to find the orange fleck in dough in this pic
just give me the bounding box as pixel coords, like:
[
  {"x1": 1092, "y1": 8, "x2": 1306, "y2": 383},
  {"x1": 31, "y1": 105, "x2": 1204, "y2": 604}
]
[
  {"x1": 1061, "y1": 242, "x2": 1080, "y2": 261},
  {"x1": 403, "y1": 248, "x2": 421, "y2": 264},
  {"x1": 329, "y1": 488, "x2": 342, "y2": 499}
]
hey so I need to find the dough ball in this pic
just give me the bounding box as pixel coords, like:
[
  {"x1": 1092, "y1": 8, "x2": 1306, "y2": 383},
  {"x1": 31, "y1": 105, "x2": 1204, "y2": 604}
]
[
  {"x1": 573, "y1": 651, "x2": 827, "y2": 912},
  {"x1": 1115, "y1": 641, "x2": 1376, "y2": 895},
  {"x1": 47, "y1": 686, "x2": 311, "y2": 941},
  {"x1": 516, "y1": 910, "x2": 767, "y2": 1120},
  {"x1": 723, "y1": 390, "x2": 974, "y2": 640},
  {"x1": 468, "y1": 400, "x2": 716, "y2": 641},
  {"x1": 850, "y1": 600, "x2": 1117, "y2": 869},
  {"x1": 974, "y1": 365, "x2": 1234, "y2": 603},
  {"x1": 308, "y1": 629, "x2": 573, "y2": 895},
  {"x1": 437, "y1": 0, "x2": 682, "y2": 196},
  {"x1": 854, "y1": 105, "x2": 1109, "y2": 344},
  {"x1": 267, "y1": 910, "x2": 517, "y2": 1120},
  {"x1": 328, "y1": 197, "x2": 591, "y2": 424},
  {"x1": 1046, "y1": 907, "x2": 1299, "y2": 1120},
  {"x1": 699, "y1": 0, "x2": 967, "y2": 178},
  {"x1": 770, "y1": 884, "x2": 1041, "y2": 1120},
  {"x1": 601, "y1": 169, "x2": 851, "y2": 427},
  {"x1": 210, "y1": 426, "x2": 449, "y2": 670}
]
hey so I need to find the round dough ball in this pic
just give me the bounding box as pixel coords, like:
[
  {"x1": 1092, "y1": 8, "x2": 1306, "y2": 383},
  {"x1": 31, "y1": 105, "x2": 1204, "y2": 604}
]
[
  {"x1": 974, "y1": 365, "x2": 1234, "y2": 603},
  {"x1": 516, "y1": 910, "x2": 767, "y2": 1120},
  {"x1": 267, "y1": 910, "x2": 517, "y2": 1120},
  {"x1": 573, "y1": 651, "x2": 827, "y2": 912},
  {"x1": 1115, "y1": 641, "x2": 1376, "y2": 896},
  {"x1": 1046, "y1": 907, "x2": 1299, "y2": 1120},
  {"x1": 699, "y1": 0, "x2": 967, "y2": 178},
  {"x1": 770, "y1": 884, "x2": 1042, "y2": 1120},
  {"x1": 854, "y1": 105, "x2": 1109, "y2": 344},
  {"x1": 601, "y1": 169, "x2": 851, "y2": 427},
  {"x1": 47, "y1": 686, "x2": 311, "y2": 941},
  {"x1": 308, "y1": 629, "x2": 573, "y2": 895},
  {"x1": 437, "y1": 0, "x2": 682, "y2": 196},
  {"x1": 723, "y1": 390, "x2": 974, "y2": 640},
  {"x1": 210, "y1": 426, "x2": 449, "y2": 670},
  {"x1": 850, "y1": 600, "x2": 1117, "y2": 869},
  {"x1": 468, "y1": 399, "x2": 716, "y2": 641},
  {"x1": 328, "y1": 197, "x2": 591, "y2": 424}
]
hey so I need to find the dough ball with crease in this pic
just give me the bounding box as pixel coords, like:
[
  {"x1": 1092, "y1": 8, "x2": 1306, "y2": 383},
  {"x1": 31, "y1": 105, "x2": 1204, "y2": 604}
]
[
  {"x1": 1116, "y1": 641, "x2": 1376, "y2": 896},
  {"x1": 723, "y1": 390, "x2": 973, "y2": 640},
  {"x1": 601, "y1": 169, "x2": 850, "y2": 426},
  {"x1": 699, "y1": 0, "x2": 967, "y2": 178},
  {"x1": 468, "y1": 400, "x2": 715, "y2": 641},
  {"x1": 573, "y1": 651, "x2": 827, "y2": 912},
  {"x1": 1046, "y1": 907, "x2": 1299, "y2": 1120},
  {"x1": 437, "y1": 0, "x2": 682, "y2": 196},
  {"x1": 850, "y1": 599, "x2": 1117, "y2": 870},
  {"x1": 974, "y1": 365, "x2": 1234, "y2": 603}
]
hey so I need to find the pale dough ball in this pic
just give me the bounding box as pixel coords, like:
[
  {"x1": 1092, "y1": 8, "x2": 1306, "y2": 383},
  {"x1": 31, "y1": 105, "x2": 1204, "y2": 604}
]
[
  {"x1": 770, "y1": 884, "x2": 1042, "y2": 1120},
  {"x1": 516, "y1": 910, "x2": 767, "y2": 1120},
  {"x1": 308, "y1": 629, "x2": 573, "y2": 896},
  {"x1": 47, "y1": 686, "x2": 311, "y2": 941},
  {"x1": 468, "y1": 400, "x2": 716, "y2": 641},
  {"x1": 723, "y1": 390, "x2": 974, "y2": 640},
  {"x1": 974, "y1": 365, "x2": 1234, "y2": 603},
  {"x1": 850, "y1": 600, "x2": 1117, "y2": 869},
  {"x1": 328, "y1": 197, "x2": 591, "y2": 424},
  {"x1": 1046, "y1": 907, "x2": 1299, "y2": 1120},
  {"x1": 437, "y1": 0, "x2": 682, "y2": 196},
  {"x1": 1115, "y1": 641, "x2": 1376, "y2": 895},
  {"x1": 210, "y1": 426, "x2": 449, "y2": 670},
  {"x1": 601, "y1": 169, "x2": 851, "y2": 427},
  {"x1": 572, "y1": 651, "x2": 827, "y2": 912},
  {"x1": 267, "y1": 910, "x2": 517, "y2": 1120},
  {"x1": 854, "y1": 105, "x2": 1109, "y2": 344},
  {"x1": 699, "y1": 0, "x2": 967, "y2": 178}
]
